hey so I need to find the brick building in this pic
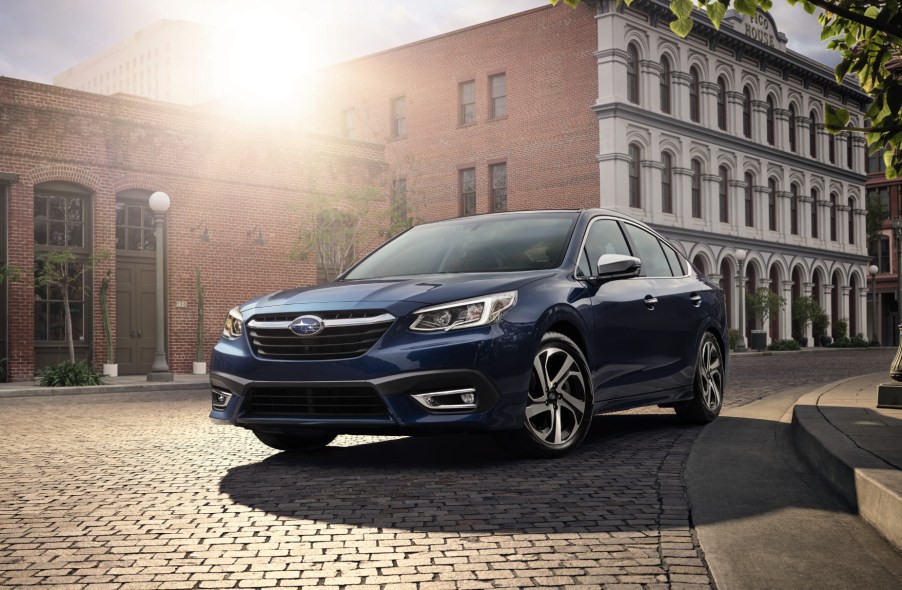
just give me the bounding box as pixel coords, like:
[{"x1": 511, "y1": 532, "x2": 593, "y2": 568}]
[
  {"x1": 866, "y1": 148, "x2": 902, "y2": 345},
  {"x1": 0, "y1": 77, "x2": 387, "y2": 381},
  {"x1": 303, "y1": 0, "x2": 870, "y2": 346}
]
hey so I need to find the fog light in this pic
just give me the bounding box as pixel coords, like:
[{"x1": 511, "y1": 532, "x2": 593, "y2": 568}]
[
  {"x1": 211, "y1": 388, "x2": 233, "y2": 411},
  {"x1": 411, "y1": 388, "x2": 477, "y2": 411}
]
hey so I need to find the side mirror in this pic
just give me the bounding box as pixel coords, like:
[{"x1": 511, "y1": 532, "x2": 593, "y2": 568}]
[{"x1": 593, "y1": 254, "x2": 642, "y2": 281}]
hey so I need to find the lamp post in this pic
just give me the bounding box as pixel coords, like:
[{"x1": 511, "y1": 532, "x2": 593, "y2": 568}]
[
  {"x1": 147, "y1": 191, "x2": 173, "y2": 382},
  {"x1": 736, "y1": 248, "x2": 748, "y2": 352},
  {"x1": 870, "y1": 264, "x2": 879, "y2": 345},
  {"x1": 891, "y1": 219, "x2": 902, "y2": 380}
]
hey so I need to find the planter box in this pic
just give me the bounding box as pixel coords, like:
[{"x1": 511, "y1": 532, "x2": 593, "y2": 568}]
[
  {"x1": 750, "y1": 330, "x2": 768, "y2": 351},
  {"x1": 102, "y1": 363, "x2": 118, "y2": 377},
  {"x1": 192, "y1": 361, "x2": 207, "y2": 375}
]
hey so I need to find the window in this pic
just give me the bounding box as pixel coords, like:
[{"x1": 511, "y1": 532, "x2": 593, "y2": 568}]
[
  {"x1": 718, "y1": 165, "x2": 729, "y2": 223},
  {"x1": 809, "y1": 110, "x2": 818, "y2": 158},
  {"x1": 870, "y1": 235, "x2": 891, "y2": 273},
  {"x1": 661, "y1": 152, "x2": 673, "y2": 213},
  {"x1": 811, "y1": 188, "x2": 820, "y2": 238},
  {"x1": 848, "y1": 197, "x2": 856, "y2": 245},
  {"x1": 868, "y1": 144, "x2": 887, "y2": 174},
  {"x1": 460, "y1": 168, "x2": 476, "y2": 215},
  {"x1": 788, "y1": 104, "x2": 797, "y2": 153},
  {"x1": 391, "y1": 97, "x2": 407, "y2": 138},
  {"x1": 830, "y1": 192, "x2": 838, "y2": 241},
  {"x1": 489, "y1": 73, "x2": 507, "y2": 118},
  {"x1": 625, "y1": 224, "x2": 674, "y2": 277},
  {"x1": 766, "y1": 95, "x2": 775, "y2": 145},
  {"x1": 868, "y1": 186, "x2": 890, "y2": 221},
  {"x1": 717, "y1": 77, "x2": 728, "y2": 131},
  {"x1": 691, "y1": 158, "x2": 702, "y2": 218},
  {"x1": 34, "y1": 259, "x2": 85, "y2": 343},
  {"x1": 744, "y1": 172, "x2": 754, "y2": 227},
  {"x1": 829, "y1": 133, "x2": 836, "y2": 164},
  {"x1": 459, "y1": 80, "x2": 475, "y2": 125},
  {"x1": 742, "y1": 86, "x2": 752, "y2": 139},
  {"x1": 790, "y1": 183, "x2": 799, "y2": 235},
  {"x1": 846, "y1": 132, "x2": 854, "y2": 170},
  {"x1": 660, "y1": 56, "x2": 671, "y2": 114},
  {"x1": 689, "y1": 66, "x2": 701, "y2": 123},
  {"x1": 115, "y1": 201, "x2": 156, "y2": 251},
  {"x1": 768, "y1": 178, "x2": 777, "y2": 231},
  {"x1": 626, "y1": 44, "x2": 640, "y2": 104},
  {"x1": 578, "y1": 218, "x2": 632, "y2": 277},
  {"x1": 490, "y1": 163, "x2": 508, "y2": 212},
  {"x1": 342, "y1": 108, "x2": 356, "y2": 140},
  {"x1": 34, "y1": 192, "x2": 86, "y2": 248},
  {"x1": 628, "y1": 143, "x2": 642, "y2": 208}
]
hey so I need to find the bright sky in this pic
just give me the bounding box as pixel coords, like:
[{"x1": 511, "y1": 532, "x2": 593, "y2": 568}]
[{"x1": 0, "y1": 0, "x2": 837, "y2": 97}]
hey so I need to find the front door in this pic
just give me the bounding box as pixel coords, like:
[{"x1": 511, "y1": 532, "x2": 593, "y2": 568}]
[{"x1": 115, "y1": 194, "x2": 158, "y2": 375}]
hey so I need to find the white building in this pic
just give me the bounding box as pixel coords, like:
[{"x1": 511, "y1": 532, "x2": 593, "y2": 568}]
[
  {"x1": 53, "y1": 20, "x2": 227, "y2": 106},
  {"x1": 595, "y1": 0, "x2": 870, "y2": 345}
]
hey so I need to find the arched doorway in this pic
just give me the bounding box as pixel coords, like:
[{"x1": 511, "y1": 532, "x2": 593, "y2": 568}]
[
  {"x1": 791, "y1": 267, "x2": 803, "y2": 340},
  {"x1": 746, "y1": 263, "x2": 759, "y2": 341},
  {"x1": 849, "y1": 274, "x2": 859, "y2": 337},
  {"x1": 693, "y1": 255, "x2": 708, "y2": 277},
  {"x1": 832, "y1": 271, "x2": 842, "y2": 339},
  {"x1": 721, "y1": 258, "x2": 734, "y2": 329}
]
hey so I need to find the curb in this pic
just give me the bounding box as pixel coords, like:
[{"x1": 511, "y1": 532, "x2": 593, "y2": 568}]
[
  {"x1": 791, "y1": 380, "x2": 902, "y2": 552},
  {"x1": 0, "y1": 380, "x2": 209, "y2": 399}
]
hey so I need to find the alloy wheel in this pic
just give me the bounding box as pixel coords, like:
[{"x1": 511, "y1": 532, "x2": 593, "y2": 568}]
[
  {"x1": 524, "y1": 346, "x2": 588, "y2": 446},
  {"x1": 697, "y1": 337, "x2": 723, "y2": 411}
]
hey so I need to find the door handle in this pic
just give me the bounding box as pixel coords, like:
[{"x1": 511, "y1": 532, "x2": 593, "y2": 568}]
[
  {"x1": 690, "y1": 294, "x2": 702, "y2": 307},
  {"x1": 644, "y1": 295, "x2": 658, "y2": 309},
  {"x1": 136, "y1": 330, "x2": 142, "y2": 339}
]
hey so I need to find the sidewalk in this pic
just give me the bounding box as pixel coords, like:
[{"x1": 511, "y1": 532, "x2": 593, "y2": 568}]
[
  {"x1": 0, "y1": 373, "x2": 209, "y2": 398},
  {"x1": 791, "y1": 372, "x2": 902, "y2": 551}
]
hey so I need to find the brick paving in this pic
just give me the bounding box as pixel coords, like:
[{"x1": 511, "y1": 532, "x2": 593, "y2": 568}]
[{"x1": 0, "y1": 348, "x2": 894, "y2": 589}]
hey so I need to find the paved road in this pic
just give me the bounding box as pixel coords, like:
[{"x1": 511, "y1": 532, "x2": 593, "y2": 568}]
[{"x1": 0, "y1": 349, "x2": 895, "y2": 589}]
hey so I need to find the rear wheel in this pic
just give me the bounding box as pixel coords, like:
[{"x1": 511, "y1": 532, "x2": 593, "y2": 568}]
[
  {"x1": 251, "y1": 429, "x2": 337, "y2": 452},
  {"x1": 495, "y1": 332, "x2": 593, "y2": 458},
  {"x1": 674, "y1": 332, "x2": 724, "y2": 424}
]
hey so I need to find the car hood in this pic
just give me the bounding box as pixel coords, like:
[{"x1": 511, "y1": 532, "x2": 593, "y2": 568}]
[{"x1": 240, "y1": 271, "x2": 553, "y2": 316}]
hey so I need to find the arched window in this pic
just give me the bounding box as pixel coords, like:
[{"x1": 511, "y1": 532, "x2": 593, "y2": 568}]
[
  {"x1": 717, "y1": 77, "x2": 728, "y2": 131},
  {"x1": 768, "y1": 178, "x2": 778, "y2": 231},
  {"x1": 661, "y1": 151, "x2": 673, "y2": 213},
  {"x1": 811, "y1": 187, "x2": 820, "y2": 238},
  {"x1": 742, "y1": 86, "x2": 752, "y2": 138},
  {"x1": 660, "y1": 56, "x2": 671, "y2": 114},
  {"x1": 719, "y1": 165, "x2": 730, "y2": 223},
  {"x1": 629, "y1": 142, "x2": 642, "y2": 208},
  {"x1": 829, "y1": 132, "x2": 836, "y2": 164},
  {"x1": 830, "y1": 192, "x2": 838, "y2": 241},
  {"x1": 689, "y1": 66, "x2": 701, "y2": 123},
  {"x1": 788, "y1": 104, "x2": 797, "y2": 153},
  {"x1": 691, "y1": 158, "x2": 702, "y2": 218},
  {"x1": 766, "y1": 95, "x2": 775, "y2": 145},
  {"x1": 810, "y1": 110, "x2": 818, "y2": 158},
  {"x1": 744, "y1": 172, "x2": 755, "y2": 227},
  {"x1": 790, "y1": 183, "x2": 799, "y2": 235},
  {"x1": 846, "y1": 132, "x2": 854, "y2": 170},
  {"x1": 848, "y1": 197, "x2": 856, "y2": 244},
  {"x1": 627, "y1": 43, "x2": 640, "y2": 105}
]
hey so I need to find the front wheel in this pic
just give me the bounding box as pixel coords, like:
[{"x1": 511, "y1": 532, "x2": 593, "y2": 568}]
[
  {"x1": 495, "y1": 332, "x2": 593, "y2": 458},
  {"x1": 674, "y1": 332, "x2": 724, "y2": 424},
  {"x1": 251, "y1": 429, "x2": 337, "y2": 452}
]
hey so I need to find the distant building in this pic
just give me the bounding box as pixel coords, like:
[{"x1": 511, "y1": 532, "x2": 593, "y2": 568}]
[
  {"x1": 865, "y1": 147, "x2": 902, "y2": 345},
  {"x1": 304, "y1": 0, "x2": 871, "y2": 346},
  {"x1": 53, "y1": 20, "x2": 227, "y2": 105}
]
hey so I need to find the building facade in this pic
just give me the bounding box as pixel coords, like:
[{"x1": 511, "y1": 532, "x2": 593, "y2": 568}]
[
  {"x1": 304, "y1": 0, "x2": 869, "y2": 346},
  {"x1": 0, "y1": 77, "x2": 386, "y2": 381},
  {"x1": 53, "y1": 20, "x2": 228, "y2": 106},
  {"x1": 865, "y1": 147, "x2": 902, "y2": 345}
]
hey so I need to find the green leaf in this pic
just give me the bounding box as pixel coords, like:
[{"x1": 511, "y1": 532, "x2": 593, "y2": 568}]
[
  {"x1": 802, "y1": 1, "x2": 816, "y2": 14},
  {"x1": 824, "y1": 103, "x2": 850, "y2": 133},
  {"x1": 707, "y1": 1, "x2": 727, "y2": 29},
  {"x1": 671, "y1": 0, "x2": 693, "y2": 18},
  {"x1": 864, "y1": 6, "x2": 879, "y2": 19},
  {"x1": 670, "y1": 15, "x2": 694, "y2": 37},
  {"x1": 835, "y1": 56, "x2": 853, "y2": 85},
  {"x1": 734, "y1": 0, "x2": 757, "y2": 16},
  {"x1": 885, "y1": 149, "x2": 896, "y2": 170},
  {"x1": 759, "y1": 0, "x2": 773, "y2": 11},
  {"x1": 886, "y1": 164, "x2": 898, "y2": 180}
]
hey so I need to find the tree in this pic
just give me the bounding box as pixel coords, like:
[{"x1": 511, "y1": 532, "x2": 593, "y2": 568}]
[
  {"x1": 746, "y1": 287, "x2": 786, "y2": 329},
  {"x1": 550, "y1": 0, "x2": 902, "y2": 178},
  {"x1": 34, "y1": 249, "x2": 110, "y2": 363},
  {"x1": 791, "y1": 295, "x2": 821, "y2": 337}
]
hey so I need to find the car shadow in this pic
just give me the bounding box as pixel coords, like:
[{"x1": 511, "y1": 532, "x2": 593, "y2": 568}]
[{"x1": 219, "y1": 412, "x2": 702, "y2": 534}]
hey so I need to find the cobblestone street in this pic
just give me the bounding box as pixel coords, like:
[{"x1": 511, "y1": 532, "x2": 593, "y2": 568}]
[{"x1": 0, "y1": 349, "x2": 894, "y2": 589}]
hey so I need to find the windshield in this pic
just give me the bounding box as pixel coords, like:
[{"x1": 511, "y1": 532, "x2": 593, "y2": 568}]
[{"x1": 343, "y1": 213, "x2": 578, "y2": 280}]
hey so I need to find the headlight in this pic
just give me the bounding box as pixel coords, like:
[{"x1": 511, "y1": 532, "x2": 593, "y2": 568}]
[
  {"x1": 222, "y1": 306, "x2": 244, "y2": 339},
  {"x1": 410, "y1": 291, "x2": 518, "y2": 332}
]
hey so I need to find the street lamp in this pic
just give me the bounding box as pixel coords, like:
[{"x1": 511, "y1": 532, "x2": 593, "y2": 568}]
[
  {"x1": 147, "y1": 191, "x2": 173, "y2": 382},
  {"x1": 870, "y1": 264, "x2": 879, "y2": 345},
  {"x1": 736, "y1": 248, "x2": 748, "y2": 352}
]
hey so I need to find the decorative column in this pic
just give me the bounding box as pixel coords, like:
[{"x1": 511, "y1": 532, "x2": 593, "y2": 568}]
[
  {"x1": 782, "y1": 280, "x2": 794, "y2": 341},
  {"x1": 775, "y1": 108, "x2": 790, "y2": 151},
  {"x1": 837, "y1": 133, "x2": 849, "y2": 169},
  {"x1": 672, "y1": 71, "x2": 691, "y2": 122},
  {"x1": 803, "y1": 281, "x2": 815, "y2": 346},
  {"x1": 736, "y1": 249, "x2": 749, "y2": 351},
  {"x1": 841, "y1": 286, "x2": 852, "y2": 335},
  {"x1": 837, "y1": 203, "x2": 851, "y2": 247},
  {"x1": 674, "y1": 166, "x2": 694, "y2": 224},
  {"x1": 701, "y1": 82, "x2": 720, "y2": 129},
  {"x1": 752, "y1": 100, "x2": 768, "y2": 143},
  {"x1": 727, "y1": 91, "x2": 745, "y2": 135},
  {"x1": 703, "y1": 174, "x2": 722, "y2": 227},
  {"x1": 640, "y1": 60, "x2": 660, "y2": 110},
  {"x1": 642, "y1": 159, "x2": 664, "y2": 223},
  {"x1": 754, "y1": 185, "x2": 770, "y2": 240},
  {"x1": 817, "y1": 123, "x2": 830, "y2": 163},
  {"x1": 823, "y1": 284, "x2": 835, "y2": 338}
]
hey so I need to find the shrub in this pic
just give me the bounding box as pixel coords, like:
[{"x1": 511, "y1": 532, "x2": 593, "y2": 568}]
[
  {"x1": 767, "y1": 339, "x2": 801, "y2": 351},
  {"x1": 832, "y1": 318, "x2": 849, "y2": 340},
  {"x1": 38, "y1": 361, "x2": 104, "y2": 387},
  {"x1": 728, "y1": 328, "x2": 739, "y2": 351},
  {"x1": 830, "y1": 336, "x2": 869, "y2": 348}
]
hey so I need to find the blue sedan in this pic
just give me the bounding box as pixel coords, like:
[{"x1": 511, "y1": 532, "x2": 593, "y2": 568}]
[{"x1": 210, "y1": 209, "x2": 727, "y2": 458}]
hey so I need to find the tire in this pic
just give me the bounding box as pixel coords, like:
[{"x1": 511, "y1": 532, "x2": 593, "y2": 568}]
[
  {"x1": 495, "y1": 331, "x2": 593, "y2": 458},
  {"x1": 251, "y1": 429, "x2": 337, "y2": 452},
  {"x1": 675, "y1": 332, "x2": 724, "y2": 424}
]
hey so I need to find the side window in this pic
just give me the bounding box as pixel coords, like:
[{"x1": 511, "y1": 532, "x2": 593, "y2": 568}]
[
  {"x1": 661, "y1": 244, "x2": 684, "y2": 276},
  {"x1": 624, "y1": 224, "x2": 673, "y2": 277},
  {"x1": 577, "y1": 218, "x2": 632, "y2": 277}
]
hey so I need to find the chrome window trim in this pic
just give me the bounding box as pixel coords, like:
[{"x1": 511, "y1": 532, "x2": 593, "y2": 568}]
[
  {"x1": 574, "y1": 216, "x2": 691, "y2": 280},
  {"x1": 247, "y1": 313, "x2": 396, "y2": 330},
  {"x1": 621, "y1": 220, "x2": 691, "y2": 279}
]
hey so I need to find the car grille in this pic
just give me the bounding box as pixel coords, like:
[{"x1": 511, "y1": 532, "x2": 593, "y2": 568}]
[
  {"x1": 244, "y1": 386, "x2": 388, "y2": 417},
  {"x1": 247, "y1": 310, "x2": 395, "y2": 360}
]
